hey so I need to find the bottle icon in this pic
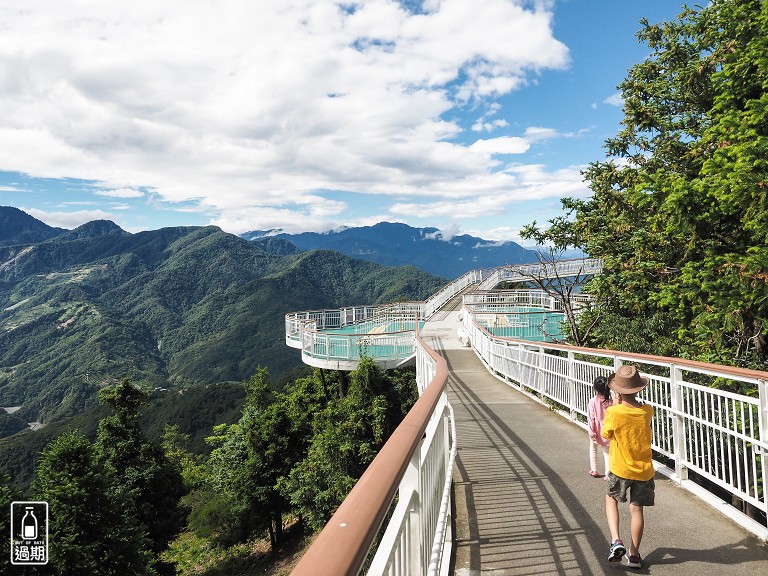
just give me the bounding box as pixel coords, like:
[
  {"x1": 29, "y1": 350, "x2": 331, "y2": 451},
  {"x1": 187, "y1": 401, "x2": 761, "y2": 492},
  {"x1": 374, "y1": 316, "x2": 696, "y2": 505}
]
[{"x1": 21, "y1": 507, "x2": 37, "y2": 540}]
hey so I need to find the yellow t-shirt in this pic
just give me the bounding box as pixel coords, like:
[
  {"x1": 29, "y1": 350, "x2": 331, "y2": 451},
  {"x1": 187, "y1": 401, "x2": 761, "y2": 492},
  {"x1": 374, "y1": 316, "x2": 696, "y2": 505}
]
[{"x1": 601, "y1": 402, "x2": 654, "y2": 481}]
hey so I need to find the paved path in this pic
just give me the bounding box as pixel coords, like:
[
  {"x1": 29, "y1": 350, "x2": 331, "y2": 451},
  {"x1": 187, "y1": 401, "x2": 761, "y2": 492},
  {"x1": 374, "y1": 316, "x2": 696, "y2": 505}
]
[{"x1": 421, "y1": 311, "x2": 768, "y2": 576}]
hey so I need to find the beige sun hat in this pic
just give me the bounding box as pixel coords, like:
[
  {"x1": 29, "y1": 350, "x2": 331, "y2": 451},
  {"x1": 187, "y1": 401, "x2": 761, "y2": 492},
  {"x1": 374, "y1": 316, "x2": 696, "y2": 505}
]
[{"x1": 607, "y1": 365, "x2": 649, "y2": 394}]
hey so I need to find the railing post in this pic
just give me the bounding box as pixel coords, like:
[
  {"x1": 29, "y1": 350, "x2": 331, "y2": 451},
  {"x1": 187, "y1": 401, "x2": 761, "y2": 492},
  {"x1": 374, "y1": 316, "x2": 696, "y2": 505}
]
[
  {"x1": 534, "y1": 344, "x2": 544, "y2": 395},
  {"x1": 758, "y1": 379, "x2": 768, "y2": 518},
  {"x1": 670, "y1": 364, "x2": 688, "y2": 482},
  {"x1": 567, "y1": 350, "x2": 576, "y2": 422},
  {"x1": 401, "y1": 448, "x2": 422, "y2": 575}
]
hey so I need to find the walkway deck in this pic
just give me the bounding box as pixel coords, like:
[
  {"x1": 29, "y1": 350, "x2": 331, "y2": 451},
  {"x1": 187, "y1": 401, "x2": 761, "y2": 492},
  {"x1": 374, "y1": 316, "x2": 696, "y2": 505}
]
[{"x1": 420, "y1": 310, "x2": 768, "y2": 576}]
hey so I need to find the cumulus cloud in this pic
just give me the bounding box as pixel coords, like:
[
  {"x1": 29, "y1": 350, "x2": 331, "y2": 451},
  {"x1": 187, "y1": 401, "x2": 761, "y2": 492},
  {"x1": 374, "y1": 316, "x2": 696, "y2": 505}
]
[
  {"x1": 523, "y1": 126, "x2": 560, "y2": 141},
  {"x1": 423, "y1": 222, "x2": 461, "y2": 241},
  {"x1": 604, "y1": 93, "x2": 623, "y2": 107},
  {"x1": 22, "y1": 207, "x2": 116, "y2": 229},
  {"x1": 390, "y1": 163, "x2": 588, "y2": 219},
  {"x1": 470, "y1": 136, "x2": 530, "y2": 155},
  {"x1": 95, "y1": 187, "x2": 145, "y2": 199},
  {"x1": 466, "y1": 225, "x2": 530, "y2": 244},
  {"x1": 0, "y1": 0, "x2": 571, "y2": 233}
]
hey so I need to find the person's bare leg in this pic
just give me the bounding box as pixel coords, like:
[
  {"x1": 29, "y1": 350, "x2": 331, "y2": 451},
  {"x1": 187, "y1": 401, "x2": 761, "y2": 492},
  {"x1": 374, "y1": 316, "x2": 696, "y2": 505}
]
[
  {"x1": 606, "y1": 495, "x2": 620, "y2": 541},
  {"x1": 589, "y1": 438, "x2": 598, "y2": 473},
  {"x1": 628, "y1": 503, "x2": 644, "y2": 556}
]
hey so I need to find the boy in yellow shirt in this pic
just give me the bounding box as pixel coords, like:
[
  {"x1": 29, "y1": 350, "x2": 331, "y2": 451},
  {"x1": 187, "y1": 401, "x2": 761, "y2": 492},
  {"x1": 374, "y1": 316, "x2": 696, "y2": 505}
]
[{"x1": 601, "y1": 365, "x2": 654, "y2": 569}]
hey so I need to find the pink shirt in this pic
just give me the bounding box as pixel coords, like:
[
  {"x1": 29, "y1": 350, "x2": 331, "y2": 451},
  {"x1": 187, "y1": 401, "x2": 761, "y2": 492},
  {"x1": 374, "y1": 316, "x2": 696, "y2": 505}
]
[{"x1": 587, "y1": 395, "x2": 612, "y2": 447}]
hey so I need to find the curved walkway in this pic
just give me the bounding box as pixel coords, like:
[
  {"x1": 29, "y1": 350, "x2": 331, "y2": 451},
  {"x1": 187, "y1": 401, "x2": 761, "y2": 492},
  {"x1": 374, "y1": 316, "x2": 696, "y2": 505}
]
[{"x1": 420, "y1": 311, "x2": 768, "y2": 576}]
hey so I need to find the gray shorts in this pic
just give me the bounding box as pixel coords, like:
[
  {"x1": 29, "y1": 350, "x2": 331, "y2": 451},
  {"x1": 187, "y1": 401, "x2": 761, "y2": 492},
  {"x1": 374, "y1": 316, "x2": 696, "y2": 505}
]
[{"x1": 607, "y1": 473, "x2": 655, "y2": 506}]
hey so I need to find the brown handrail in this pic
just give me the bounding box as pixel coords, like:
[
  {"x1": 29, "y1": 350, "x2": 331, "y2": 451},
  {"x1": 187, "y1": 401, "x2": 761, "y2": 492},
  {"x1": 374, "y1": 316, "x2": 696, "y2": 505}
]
[
  {"x1": 474, "y1": 321, "x2": 768, "y2": 382},
  {"x1": 290, "y1": 336, "x2": 449, "y2": 576}
]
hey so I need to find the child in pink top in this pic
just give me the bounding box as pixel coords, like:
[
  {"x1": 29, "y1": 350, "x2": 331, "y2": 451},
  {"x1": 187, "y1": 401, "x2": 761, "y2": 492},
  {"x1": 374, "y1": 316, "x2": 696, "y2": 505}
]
[{"x1": 587, "y1": 375, "x2": 612, "y2": 478}]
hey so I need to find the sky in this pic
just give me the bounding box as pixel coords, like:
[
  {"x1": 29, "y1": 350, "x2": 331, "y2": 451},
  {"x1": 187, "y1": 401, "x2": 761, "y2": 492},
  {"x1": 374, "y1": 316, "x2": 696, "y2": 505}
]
[{"x1": 0, "y1": 1, "x2": 686, "y2": 243}]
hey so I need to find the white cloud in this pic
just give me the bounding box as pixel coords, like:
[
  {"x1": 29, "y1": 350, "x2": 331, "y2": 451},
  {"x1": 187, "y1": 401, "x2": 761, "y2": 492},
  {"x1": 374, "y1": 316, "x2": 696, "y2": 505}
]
[
  {"x1": 465, "y1": 225, "x2": 530, "y2": 245},
  {"x1": 22, "y1": 207, "x2": 115, "y2": 229},
  {"x1": 604, "y1": 92, "x2": 623, "y2": 107},
  {"x1": 0, "y1": 0, "x2": 570, "y2": 233},
  {"x1": 390, "y1": 163, "x2": 588, "y2": 219},
  {"x1": 95, "y1": 187, "x2": 145, "y2": 199},
  {"x1": 523, "y1": 126, "x2": 559, "y2": 141},
  {"x1": 470, "y1": 136, "x2": 530, "y2": 155},
  {"x1": 423, "y1": 222, "x2": 461, "y2": 241}
]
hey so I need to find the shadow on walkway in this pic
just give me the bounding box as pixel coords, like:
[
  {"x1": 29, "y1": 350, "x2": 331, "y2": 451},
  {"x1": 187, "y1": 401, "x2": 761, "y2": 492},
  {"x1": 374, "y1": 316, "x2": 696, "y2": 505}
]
[{"x1": 430, "y1": 340, "x2": 768, "y2": 576}]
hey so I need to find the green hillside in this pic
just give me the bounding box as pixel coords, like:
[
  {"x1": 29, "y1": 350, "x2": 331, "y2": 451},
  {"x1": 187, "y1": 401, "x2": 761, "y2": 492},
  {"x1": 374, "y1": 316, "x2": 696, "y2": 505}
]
[{"x1": 0, "y1": 211, "x2": 445, "y2": 430}]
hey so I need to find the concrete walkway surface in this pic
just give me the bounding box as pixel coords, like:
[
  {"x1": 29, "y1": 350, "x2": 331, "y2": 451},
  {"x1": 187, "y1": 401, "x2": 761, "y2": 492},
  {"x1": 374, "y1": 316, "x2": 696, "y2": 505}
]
[{"x1": 421, "y1": 312, "x2": 768, "y2": 576}]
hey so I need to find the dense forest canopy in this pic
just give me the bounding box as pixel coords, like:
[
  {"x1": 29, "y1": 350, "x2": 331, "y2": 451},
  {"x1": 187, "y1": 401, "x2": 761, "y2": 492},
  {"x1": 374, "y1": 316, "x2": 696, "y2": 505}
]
[
  {"x1": 523, "y1": 0, "x2": 768, "y2": 371},
  {"x1": 2, "y1": 363, "x2": 418, "y2": 575}
]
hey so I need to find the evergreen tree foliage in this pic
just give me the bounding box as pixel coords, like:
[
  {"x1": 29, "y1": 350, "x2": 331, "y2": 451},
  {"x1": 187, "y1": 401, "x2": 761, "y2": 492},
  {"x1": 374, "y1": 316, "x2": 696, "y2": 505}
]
[
  {"x1": 95, "y1": 380, "x2": 186, "y2": 559},
  {"x1": 0, "y1": 472, "x2": 17, "y2": 574},
  {"x1": 280, "y1": 359, "x2": 417, "y2": 531},
  {"x1": 33, "y1": 430, "x2": 153, "y2": 575},
  {"x1": 161, "y1": 424, "x2": 207, "y2": 490},
  {"x1": 197, "y1": 368, "x2": 326, "y2": 549},
  {"x1": 523, "y1": 0, "x2": 768, "y2": 374},
  {"x1": 180, "y1": 361, "x2": 418, "y2": 556}
]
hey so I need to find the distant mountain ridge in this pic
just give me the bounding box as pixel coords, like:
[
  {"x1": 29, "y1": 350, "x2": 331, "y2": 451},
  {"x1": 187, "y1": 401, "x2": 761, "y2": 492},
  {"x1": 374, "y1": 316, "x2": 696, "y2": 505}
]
[
  {"x1": 242, "y1": 222, "x2": 539, "y2": 277},
  {"x1": 0, "y1": 206, "x2": 66, "y2": 246},
  {"x1": 0, "y1": 206, "x2": 444, "y2": 431}
]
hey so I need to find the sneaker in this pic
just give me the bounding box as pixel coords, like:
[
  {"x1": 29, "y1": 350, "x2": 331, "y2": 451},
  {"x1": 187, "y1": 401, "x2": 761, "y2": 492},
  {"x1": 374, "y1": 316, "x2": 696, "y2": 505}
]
[
  {"x1": 608, "y1": 539, "x2": 626, "y2": 562},
  {"x1": 589, "y1": 470, "x2": 601, "y2": 478},
  {"x1": 626, "y1": 555, "x2": 642, "y2": 568}
]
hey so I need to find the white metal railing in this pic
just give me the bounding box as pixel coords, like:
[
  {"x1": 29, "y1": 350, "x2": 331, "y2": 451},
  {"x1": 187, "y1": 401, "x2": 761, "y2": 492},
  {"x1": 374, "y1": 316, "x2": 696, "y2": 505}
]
[
  {"x1": 463, "y1": 289, "x2": 593, "y2": 312},
  {"x1": 463, "y1": 289, "x2": 560, "y2": 310},
  {"x1": 375, "y1": 301, "x2": 425, "y2": 319},
  {"x1": 290, "y1": 335, "x2": 455, "y2": 576},
  {"x1": 285, "y1": 306, "x2": 378, "y2": 347},
  {"x1": 477, "y1": 258, "x2": 604, "y2": 290},
  {"x1": 299, "y1": 323, "x2": 418, "y2": 370},
  {"x1": 423, "y1": 269, "x2": 485, "y2": 319},
  {"x1": 462, "y1": 307, "x2": 768, "y2": 539},
  {"x1": 366, "y1": 338, "x2": 456, "y2": 575},
  {"x1": 286, "y1": 303, "x2": 426, "y2": 351},
  {"x1": 470, "y1": 309, "x2": 565, "y2": 342}
]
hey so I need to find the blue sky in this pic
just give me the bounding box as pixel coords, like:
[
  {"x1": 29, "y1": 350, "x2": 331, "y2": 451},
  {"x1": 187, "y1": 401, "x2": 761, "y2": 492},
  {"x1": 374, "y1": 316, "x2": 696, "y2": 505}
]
[{"x1": 0, "y1": 1, "x2": 684, "y2": 243}]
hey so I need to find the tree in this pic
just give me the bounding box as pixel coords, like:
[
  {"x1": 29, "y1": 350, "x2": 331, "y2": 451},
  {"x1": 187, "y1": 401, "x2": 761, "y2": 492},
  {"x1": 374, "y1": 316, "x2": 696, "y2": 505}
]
[
  {"x1": 201, "y1": 368, "x2": 325, "y2": 550},
  {"x1": 95, "y1": 380, "x2": 186, "y2": 560},
  {"x1": 522, "y1": 1, "x2": 768, "y2": 372},
  {"x1": 280, "y1": 359, "x2": 417, "y2": 530},
  {"x1": 161, "y1": 424, "x2": 207, "y2": 490},
  {"x1": 504, "y1": 248, "x2": 605, "y2": 346},
  {"x1": 0, "y1": 472, "x2": 17, "y2": 575},
  {"x1": 33, "y1": 430, "x2": 153, "y2": 576}
]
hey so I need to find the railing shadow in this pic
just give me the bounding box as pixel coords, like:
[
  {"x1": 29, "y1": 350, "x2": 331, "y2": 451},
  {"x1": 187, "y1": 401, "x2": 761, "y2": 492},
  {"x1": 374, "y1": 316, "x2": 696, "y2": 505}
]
[
  {"x1": 441, "y1": 342, "x2": 768, "y2": 575},
  {"x1": 447, "y1": 353, "x2": 613, "y2": 575}
]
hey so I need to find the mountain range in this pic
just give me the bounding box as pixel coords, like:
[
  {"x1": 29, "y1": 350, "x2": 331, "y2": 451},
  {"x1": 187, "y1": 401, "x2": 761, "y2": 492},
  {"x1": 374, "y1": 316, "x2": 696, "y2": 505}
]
[
  {"x1": 242, "y1": 222, "x2": 540, "y2": 278},
  {"x1": 0, "y1": 206, "x2": 444, "y2": 433}
]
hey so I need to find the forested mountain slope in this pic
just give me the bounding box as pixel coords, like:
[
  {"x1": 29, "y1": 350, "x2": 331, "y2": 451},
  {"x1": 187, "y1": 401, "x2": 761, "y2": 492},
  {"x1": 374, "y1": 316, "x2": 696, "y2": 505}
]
[
  {"x1": 0, "y1": 206, "x2": 66, "y2": 246},
  {"x1": 0, "y1": 207, "x2": 445, "y2": 429}
]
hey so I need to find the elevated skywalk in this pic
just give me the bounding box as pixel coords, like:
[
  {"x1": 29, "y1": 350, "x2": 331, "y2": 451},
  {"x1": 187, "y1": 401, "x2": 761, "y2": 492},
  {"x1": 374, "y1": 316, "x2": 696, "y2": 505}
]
[
  {"x1": 289, "y1": 261, "x2": 768, "y2": 576},
  {"x1": 419, "y1": 310, "x2": 768, "y2": 575}
]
